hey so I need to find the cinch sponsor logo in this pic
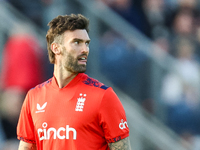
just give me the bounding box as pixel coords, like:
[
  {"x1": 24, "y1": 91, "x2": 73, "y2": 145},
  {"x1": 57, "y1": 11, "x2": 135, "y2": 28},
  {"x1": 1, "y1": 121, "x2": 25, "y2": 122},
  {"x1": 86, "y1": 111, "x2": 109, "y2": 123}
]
[
  {"x1": 37, "y1": 122, "x2": 77, "y2": 141},
  {"x1": 119, "y1": 119, "x2": 128, "y2": 130}
]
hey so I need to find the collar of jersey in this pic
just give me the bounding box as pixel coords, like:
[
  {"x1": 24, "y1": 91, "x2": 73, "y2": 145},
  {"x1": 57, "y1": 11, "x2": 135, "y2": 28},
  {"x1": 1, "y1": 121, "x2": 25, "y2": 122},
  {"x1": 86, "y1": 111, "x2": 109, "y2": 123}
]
[{"x1": 51, "y1": 73, "x2": 84, "y2": 90}]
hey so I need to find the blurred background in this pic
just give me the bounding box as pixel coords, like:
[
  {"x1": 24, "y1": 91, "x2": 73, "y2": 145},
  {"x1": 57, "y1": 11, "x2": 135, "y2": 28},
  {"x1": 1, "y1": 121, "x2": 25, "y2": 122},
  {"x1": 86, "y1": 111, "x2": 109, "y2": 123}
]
[{"x1": 0, "y1": 0, "x2": 200, "y2": 149}]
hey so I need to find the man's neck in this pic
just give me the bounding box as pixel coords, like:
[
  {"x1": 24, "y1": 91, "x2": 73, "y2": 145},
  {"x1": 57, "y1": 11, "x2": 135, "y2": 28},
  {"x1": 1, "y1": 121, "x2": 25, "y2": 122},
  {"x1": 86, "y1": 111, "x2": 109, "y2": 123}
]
[{"x1": 53, "y1": 66, "x2": 78, "y2": 88}]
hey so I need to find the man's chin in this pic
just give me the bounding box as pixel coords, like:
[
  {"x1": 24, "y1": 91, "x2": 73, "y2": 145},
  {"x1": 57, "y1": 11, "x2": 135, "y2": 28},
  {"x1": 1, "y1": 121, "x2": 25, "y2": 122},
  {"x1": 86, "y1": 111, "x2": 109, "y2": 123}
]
[
  {"x1": 74, "y1": 67, "x2": 87, "y2": 73},
  {"x1": 78, "y1": 68, "x2": 87, "y2": 73},
  {"x1": 67, "y1": 64, "x2": 87, "y2": 73}
]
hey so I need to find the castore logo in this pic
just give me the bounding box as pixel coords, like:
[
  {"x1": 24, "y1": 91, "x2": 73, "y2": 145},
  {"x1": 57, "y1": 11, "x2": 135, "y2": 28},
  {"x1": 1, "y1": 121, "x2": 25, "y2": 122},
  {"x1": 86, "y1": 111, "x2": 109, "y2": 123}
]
[{"x1": 36, "y1": 102, "x2": 47, "y2": 113}]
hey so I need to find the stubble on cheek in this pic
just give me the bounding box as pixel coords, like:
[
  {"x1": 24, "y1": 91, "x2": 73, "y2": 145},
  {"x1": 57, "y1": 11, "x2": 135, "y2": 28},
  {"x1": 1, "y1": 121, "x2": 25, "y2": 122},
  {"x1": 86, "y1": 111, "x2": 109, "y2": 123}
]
[{"x1": 65, "y1": 55, "x2": 87, "y2": 73}]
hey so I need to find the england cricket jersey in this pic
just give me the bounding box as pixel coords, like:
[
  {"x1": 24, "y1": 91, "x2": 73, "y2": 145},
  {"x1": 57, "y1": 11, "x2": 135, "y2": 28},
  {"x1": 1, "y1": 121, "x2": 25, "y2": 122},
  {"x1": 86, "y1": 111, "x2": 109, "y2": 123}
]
[{"x1": 17, "y1": 73, "x2": 129, "y2": 150}]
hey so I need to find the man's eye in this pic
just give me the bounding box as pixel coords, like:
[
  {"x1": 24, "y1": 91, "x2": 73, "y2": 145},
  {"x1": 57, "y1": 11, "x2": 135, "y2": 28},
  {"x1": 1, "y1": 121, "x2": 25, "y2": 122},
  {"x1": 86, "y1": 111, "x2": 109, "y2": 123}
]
[
  {"x1": 75, "y1": 41, "x2": 79, "y2": 44},
  {"x1": 86, "y1": 42, "x2": 89, "y2": 46}
]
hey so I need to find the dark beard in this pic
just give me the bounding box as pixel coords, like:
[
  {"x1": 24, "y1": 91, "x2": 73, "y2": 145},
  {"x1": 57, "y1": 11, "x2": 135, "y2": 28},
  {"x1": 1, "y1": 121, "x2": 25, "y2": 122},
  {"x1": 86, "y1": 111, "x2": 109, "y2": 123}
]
[{"x1": 65, "y1": 54, "x2": 87, "y2": 73}]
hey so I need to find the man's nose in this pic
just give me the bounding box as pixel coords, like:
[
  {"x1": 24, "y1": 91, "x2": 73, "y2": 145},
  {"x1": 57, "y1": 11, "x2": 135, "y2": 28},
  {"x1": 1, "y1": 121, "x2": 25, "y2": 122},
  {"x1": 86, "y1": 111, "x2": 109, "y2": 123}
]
[{"x1": 81, "y1": 44, "x2": 89, "y2": 53}]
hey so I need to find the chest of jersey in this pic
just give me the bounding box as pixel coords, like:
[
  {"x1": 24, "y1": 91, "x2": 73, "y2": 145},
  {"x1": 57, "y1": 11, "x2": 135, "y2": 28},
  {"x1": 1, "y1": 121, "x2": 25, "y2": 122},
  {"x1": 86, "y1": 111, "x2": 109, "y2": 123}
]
[{"x1": 31, "y1": 85, "x2": 103, "y2": 142}]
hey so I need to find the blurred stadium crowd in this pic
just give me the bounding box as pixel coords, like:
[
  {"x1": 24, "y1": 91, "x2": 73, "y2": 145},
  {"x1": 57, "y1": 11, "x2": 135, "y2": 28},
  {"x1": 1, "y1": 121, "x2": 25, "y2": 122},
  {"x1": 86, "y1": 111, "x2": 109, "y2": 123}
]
[{"x1": 1, "y1": 0, "x2": 200, "y2": 149}]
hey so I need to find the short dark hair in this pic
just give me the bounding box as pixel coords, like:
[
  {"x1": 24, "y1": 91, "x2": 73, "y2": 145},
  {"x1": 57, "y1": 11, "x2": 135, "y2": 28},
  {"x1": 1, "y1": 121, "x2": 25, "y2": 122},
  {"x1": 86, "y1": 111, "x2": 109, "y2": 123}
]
[{"x1": 46, "y1": 14, "x2": 90, "y2": 64}]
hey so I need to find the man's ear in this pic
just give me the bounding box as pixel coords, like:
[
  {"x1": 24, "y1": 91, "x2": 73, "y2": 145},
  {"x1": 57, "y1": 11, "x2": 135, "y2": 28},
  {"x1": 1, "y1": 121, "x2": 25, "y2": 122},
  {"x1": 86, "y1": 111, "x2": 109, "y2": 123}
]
[{"x1": 51, "y1": 43, "x2": 61, "y2": 55}]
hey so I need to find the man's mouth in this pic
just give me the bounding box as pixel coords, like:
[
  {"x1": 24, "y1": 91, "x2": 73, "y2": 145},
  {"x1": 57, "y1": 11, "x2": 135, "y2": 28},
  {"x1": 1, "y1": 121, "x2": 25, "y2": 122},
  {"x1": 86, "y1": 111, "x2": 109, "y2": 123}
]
[
  {"x1": 78, "y1": 57, "x2": 86, "y2": 60},
  {"x1": 78, "y1": 55, "x2": 87, "y2": 64}
]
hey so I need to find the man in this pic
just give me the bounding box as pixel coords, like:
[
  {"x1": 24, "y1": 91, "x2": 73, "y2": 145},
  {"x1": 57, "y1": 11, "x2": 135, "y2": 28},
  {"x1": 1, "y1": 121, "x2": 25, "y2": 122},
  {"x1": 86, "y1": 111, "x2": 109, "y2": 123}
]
[{"x1": 17, "y1": 14, "x2": 131, "y2": 150}]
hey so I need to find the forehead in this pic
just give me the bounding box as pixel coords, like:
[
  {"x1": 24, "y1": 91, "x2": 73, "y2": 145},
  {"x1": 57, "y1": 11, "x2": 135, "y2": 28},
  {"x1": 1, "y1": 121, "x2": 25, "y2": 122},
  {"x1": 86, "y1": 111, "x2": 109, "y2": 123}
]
[{"x1": 63, "y1": 29, "x2": 90, "y2": 41}]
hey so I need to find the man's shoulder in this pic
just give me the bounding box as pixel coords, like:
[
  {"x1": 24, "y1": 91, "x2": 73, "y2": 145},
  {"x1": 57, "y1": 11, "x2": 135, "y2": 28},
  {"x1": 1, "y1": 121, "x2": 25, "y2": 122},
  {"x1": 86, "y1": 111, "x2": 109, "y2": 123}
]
[
  {"x1": 80, "y1": 73, "x2": 109, "y2": 90},
  {"x1": 29, "y1": 78, "x2": 53, "y2": 93}
]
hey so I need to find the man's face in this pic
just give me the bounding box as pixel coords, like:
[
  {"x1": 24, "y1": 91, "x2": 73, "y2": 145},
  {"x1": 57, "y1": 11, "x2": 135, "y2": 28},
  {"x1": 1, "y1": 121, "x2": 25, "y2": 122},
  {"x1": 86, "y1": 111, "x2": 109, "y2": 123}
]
[{"x1": 61, "y1": 29, "x2": 90, "y2": 73}]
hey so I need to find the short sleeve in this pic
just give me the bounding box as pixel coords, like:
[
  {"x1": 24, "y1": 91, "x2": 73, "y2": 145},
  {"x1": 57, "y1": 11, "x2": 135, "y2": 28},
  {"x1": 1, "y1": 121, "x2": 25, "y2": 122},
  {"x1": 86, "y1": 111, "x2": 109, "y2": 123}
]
[
  {"x1": 17, "y1": 91, "x2": 36, "y2": 143},
  {"x1": 99, "y1": 87, "x2": 129, "y2": 143}
]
